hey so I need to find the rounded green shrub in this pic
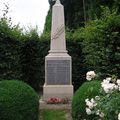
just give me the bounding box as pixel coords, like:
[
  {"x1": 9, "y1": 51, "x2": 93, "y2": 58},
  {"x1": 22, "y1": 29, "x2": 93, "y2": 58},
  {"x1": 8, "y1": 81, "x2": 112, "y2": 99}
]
[
  {"x1": 72, "y1": 80, "x2": 101, "y2": 120},
  {"x1": 0, "y1": 80, "x2": 39, "y2": 120}
]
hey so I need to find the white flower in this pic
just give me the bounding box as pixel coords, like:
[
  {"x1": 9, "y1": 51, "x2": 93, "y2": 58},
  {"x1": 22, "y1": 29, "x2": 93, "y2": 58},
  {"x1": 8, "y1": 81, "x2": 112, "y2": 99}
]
[
  {"x1": 99, "y1": 112, "x2": 104, "y2": 118},
  {"x1": 86, "y1": 71, "x2": 96, "y2": 81},
  {"x1": 102, "y1": 83, "x2": 115, "y2": 93},
  {"x1": 102, "y1": 78, "x2": 110, "y2": 84},
  {"x1": 91, "y1": 98, "x2": 97, "y2": 106},
  {"x1": 101, "y1": 78, "x2": 117, "y2": 93},
  {"x1": 118, "y1": 113, "x2": 120, "y2": 120},
  {"x1": 85, "y1": 98, "x2": 97, "y2": 109},
  {"x1": 86, "y1": 100, "x2": 94, "y2": 109},
  {"x1": 119, "y1": 87, "x2": 120, "y2": 91},
  {"x1": 91, "y1": 98, "x2": 95, "y2": 103},
  {"x1": 106, "y1": 77, "x2": 111, "y2": 81},
  {"x1": 86, "y1": 107, "x2": 92, "y2": 115},
  {"x1": 96, "y1": 110, "x2": 100, "y2": 115},
  {"x1": 114, "y1": 85, "x2": 119, "y2": 90},
  {"x1": 85, "y1": 98, "x2": 89, "y2": 103},
  {"x1": 95, "y1": 96, "x2": 100, "y2": 100},
  {"x1": 117, "y1": 79, "x2": 120, "y2": 86},
  {"x1": 86, "y1": 76, "x2": 92, "y2": 81}
]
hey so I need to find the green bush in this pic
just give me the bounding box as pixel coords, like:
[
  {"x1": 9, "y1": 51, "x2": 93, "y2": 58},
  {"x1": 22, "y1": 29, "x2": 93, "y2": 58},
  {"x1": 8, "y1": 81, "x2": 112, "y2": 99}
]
[
  {"x1": 72, "y1": 80, "x2": 101, "y2": 120},
  {"x1": 82, "y1": 8, "x2": 120, "y2": 78},
  {"x1": 0, "y1": 80, "x2": 39, "y2": 120}
]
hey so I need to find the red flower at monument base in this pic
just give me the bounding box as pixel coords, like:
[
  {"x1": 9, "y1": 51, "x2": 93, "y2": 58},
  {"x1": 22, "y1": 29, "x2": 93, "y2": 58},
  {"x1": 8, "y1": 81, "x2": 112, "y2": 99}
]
[{"x1": 46, "y1": 97, "x2": 69, "y2": 104}]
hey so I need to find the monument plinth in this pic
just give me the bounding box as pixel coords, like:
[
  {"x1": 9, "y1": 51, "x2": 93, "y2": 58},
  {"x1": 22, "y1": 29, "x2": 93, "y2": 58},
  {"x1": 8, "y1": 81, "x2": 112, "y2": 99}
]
[{"x1": 43, "y1": 0, "x2": 73, "y2": 100}]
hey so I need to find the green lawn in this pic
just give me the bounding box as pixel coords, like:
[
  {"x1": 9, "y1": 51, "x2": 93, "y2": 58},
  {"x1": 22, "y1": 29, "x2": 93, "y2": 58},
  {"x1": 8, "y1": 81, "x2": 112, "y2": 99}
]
[{"x1": 42, "y1": 109, "x2": 67, "y2": 120}]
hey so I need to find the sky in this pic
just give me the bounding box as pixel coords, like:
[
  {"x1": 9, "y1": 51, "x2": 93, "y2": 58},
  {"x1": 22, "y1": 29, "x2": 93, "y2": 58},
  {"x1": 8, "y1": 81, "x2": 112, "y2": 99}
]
[{"x1": 0, "y1": 0, "x2": 49, "y2": 33}]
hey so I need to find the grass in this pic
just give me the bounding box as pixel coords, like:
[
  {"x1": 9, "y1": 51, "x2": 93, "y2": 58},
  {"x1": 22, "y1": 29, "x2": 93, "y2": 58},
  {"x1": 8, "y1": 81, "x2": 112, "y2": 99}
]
[{"x1": 42, "y1": 109, "x2": 67, "y2": 120}]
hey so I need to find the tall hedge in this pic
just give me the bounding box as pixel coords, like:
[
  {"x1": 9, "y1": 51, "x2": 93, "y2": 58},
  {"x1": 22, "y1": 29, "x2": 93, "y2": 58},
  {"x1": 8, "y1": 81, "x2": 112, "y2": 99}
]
[
  {"x1": 0, "y1": 19, "x2": 86, "y2": 91},
  {"x1": 0, "y1": 18, "x2": 22, "y2": 80},
  {"x1": 20, "y1": 39, "x2": 50, "y2": 90},
  {"x1": 82, "y1": 9, "x2": 120, "y2": 78},
  {"x1": 67, "y1": 39, "x2": 87, "y2": 90}
]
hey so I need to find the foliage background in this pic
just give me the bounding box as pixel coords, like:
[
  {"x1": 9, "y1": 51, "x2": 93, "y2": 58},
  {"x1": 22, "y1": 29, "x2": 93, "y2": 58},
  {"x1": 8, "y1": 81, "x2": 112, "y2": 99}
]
[
  {"x1": 0, "y1": 18, "x2": 87, "y2": 90},
  {"x1": 0, "y1": 0, "x2": 120, "y2": 91}
]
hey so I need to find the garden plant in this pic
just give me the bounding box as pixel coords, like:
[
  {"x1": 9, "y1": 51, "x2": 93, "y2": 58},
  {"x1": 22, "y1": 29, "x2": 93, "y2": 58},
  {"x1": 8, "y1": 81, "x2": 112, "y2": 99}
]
[
  {"x1": 72, "y1": 71, "x2": 101, "y2": 120},
  {"x1": 0, "y1": 80, "x2": 39, "y2": 120},
  {"x1": 85, "y1": 74, "x2": 120, "y2": 120}
]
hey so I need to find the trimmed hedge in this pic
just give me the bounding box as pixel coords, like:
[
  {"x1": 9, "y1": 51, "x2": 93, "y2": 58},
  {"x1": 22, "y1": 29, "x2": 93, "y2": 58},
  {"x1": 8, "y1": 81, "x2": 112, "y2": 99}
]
[
  {"x1": 72, "y1": 80, "x2": 101, "y2": 120},
  {"x1": 0, "y1": 32, "x2": 86, "y2": 91},
  {"x1": 0, "y1": 19, "x2": 22, "y2": 80},
  {"x1": 0, "y1": 80, "x2": 39, "y2": 120},
  {"x1": 19, "y1": 39, "x2": 50, "y2": 90}
]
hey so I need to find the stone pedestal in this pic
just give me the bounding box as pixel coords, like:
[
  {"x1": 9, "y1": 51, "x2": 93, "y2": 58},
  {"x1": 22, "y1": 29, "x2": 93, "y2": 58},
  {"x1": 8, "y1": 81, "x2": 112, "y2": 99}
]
[
  {"x1": 43, "y1": 0, "x2": 73, "y2": 100},
  {"x1": 43, "y1": 85, "x2": 73, "y2": 99},
  {"x1": 43, "y1": 53, "x2": 73, "y2": 100}
]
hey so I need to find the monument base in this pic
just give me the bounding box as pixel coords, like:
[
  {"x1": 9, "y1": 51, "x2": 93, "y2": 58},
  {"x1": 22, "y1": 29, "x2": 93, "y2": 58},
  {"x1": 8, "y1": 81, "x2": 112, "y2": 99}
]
[{"x1": 43, "y1": 84, "x2": 73, "y2": 100}]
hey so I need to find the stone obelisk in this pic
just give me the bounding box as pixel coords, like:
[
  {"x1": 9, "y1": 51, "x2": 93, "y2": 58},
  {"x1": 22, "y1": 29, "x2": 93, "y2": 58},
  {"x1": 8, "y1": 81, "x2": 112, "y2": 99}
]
[{"x1": 43, "y1": 0, "x2": 73, "y2": 100}]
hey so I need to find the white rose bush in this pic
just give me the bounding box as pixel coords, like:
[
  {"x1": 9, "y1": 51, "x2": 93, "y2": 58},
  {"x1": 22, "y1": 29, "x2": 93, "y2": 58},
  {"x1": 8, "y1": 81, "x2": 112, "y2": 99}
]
[
  {"x1": 118, "y1": 113, "x2": 120, "y2": 120},
  {"x1": 86, "y1": 71, "x2": 96, "y2": 81},
  {"x1": 85, "y1": 71, "x2": 120, "y2": 120}
]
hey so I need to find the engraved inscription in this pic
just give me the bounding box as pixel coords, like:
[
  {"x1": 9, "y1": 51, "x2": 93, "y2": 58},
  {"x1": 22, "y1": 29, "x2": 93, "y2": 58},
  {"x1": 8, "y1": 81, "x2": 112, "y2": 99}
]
[{"x1": 47, "y1": 60, "x2": 70, "y2": 85}]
